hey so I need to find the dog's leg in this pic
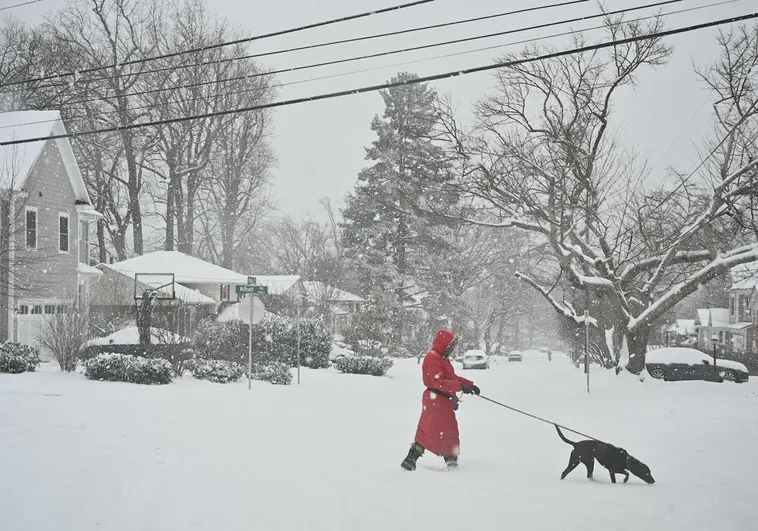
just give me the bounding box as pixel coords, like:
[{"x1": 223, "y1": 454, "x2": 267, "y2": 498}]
[
  {"x1": 623, "y1": 472, "x2": 629, "y2": 483},
  {"x1": 608, "y1": 469, "x2": 616, "y2": 483},
  {"x1": 582, "y1": 457, "x2": 595, "y2": 480},
  {"x1": 560, "y1": 450, "x2": 581, "y2": 480}
]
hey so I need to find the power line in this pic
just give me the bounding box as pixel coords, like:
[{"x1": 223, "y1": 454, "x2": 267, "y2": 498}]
[
  {"x1": 0, "y1": 0, "x2": 42, "y2": 12},
  {"x1": 2, "y1": 11, "x2": 756, "y2": 147},
  {"x1": 73, "y1": 0, "x2": 593, "y2": 84},
  {"x1": 5, "y1": 0, "x2": 440, "y2": 87},
  {"x1": 56, "y1": 0, "x2": 685, "y2": 107},
  {"x1": 56, "y1": 0, "x2": 733, "y2": 124}
]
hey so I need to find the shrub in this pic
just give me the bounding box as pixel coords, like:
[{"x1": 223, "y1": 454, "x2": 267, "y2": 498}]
[
  {"x1": 36, "y1": 300, "x2": 90, "y2": 372},
  {"x1": 192, "y1": 315, "x2": 331, "y2": 370},
  {"x1": 0, "y1": 343, "x2": 41, "y2": 374},
  {"x1": 252, "y1": 361, "x2": 292, "y2": 385},
  {"x1": 192, "y1": 359, "x2": 244, "y2": 383},
  {"x1": 84, "y1": 353, "x2": 172, "y2": 384},
  {"x1": 334, "y1": 355, "x2": 393, "y2": 376}
]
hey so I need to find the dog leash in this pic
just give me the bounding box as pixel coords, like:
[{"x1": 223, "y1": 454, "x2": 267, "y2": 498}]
[{"x1": 477, "y1": 395, "x2": 607, "y2": 443}]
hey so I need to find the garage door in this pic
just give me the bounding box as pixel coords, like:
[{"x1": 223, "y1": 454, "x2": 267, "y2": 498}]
[{"x1": 16, "y1": 302, "x2": 56, "y2": 349}]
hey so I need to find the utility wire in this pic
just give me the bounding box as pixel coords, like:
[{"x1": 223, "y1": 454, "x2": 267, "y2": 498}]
[
  {"x1": 0, "y1": 0, "x2": 42, "y2": 12},
  {"x1": 73, "y1": 0, "x2": 593, "y2": 84},
  {"x1": 5, "y1": 0, "x2": 440, "y2": 87},
  {"x1": 2, "y1": 11, "x2": 756, "y2": 147},
  {"x1": 53, "y1": 0, "x2": 685, "y2": 107},
  {"x1": 53, "y1": 0, "x2": 733, "y2": 124}
]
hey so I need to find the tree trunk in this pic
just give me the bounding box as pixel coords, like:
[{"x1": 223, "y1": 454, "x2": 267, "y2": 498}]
[
  {"x1": 97, "y1": 218, "x2": 107, "y2": 264},
  {"x1": 625, "y1": 328, "x2": 651, "y2": 374},
  {"x1": 112, "y1": 229, "x2": 128, "y2": 262},
  {"x1": 165, "y1": 179, "x2": 176, "y2": 251},
  {"x1": 122, "y1": 134, "x2": 143, "y2": 256},
  {"x1": 221, "y1": 208, "x2": 235, "y2": 269}
]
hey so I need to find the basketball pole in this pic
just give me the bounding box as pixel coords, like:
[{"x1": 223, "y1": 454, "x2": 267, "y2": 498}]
[{"x1": 248, "y1": 295, "x2": 254, "y2": 390}]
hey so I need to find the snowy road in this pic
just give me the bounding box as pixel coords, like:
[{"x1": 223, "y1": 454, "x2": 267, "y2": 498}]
[{"x1": 1, "y1": 352, "x2": 757, "y2": 530}]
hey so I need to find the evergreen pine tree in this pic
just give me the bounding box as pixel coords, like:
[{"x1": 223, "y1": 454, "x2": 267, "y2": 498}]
[{"x1": 341, "y1": 72, "x2": 455, "y2": 347}]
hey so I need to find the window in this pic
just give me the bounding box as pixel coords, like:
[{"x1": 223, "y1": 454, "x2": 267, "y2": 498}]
[
  {"x1": 220, "y1": 284, "x2": 230, "y2": 301},
  {"x1": 730, "y1": 296, "x2": 735, "y2": 316},
  {"x1": 59, "y1": 214, "x2": 69, "y2": 253},
  {"x1": 25, "y1": 208, "x2": 37, "y2": 249}
]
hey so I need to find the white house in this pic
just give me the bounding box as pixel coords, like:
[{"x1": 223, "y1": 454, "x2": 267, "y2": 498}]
[{"x1": 0, "y1": 110, "x2": 103, "y2": 348}]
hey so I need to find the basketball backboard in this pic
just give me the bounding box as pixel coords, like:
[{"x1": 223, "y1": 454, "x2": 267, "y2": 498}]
[{"x1": 134, "y1": 273, "x2": 176, "y2": 301}]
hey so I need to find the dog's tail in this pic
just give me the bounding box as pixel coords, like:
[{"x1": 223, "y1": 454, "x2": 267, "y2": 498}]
[{"x1": 555, "y1": 424, "x2": 576, "y2": 446}]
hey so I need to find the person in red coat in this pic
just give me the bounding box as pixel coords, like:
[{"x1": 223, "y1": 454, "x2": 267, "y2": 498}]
[{"x1": 401, "y1": 329, "x2": 480, "y2": 471}]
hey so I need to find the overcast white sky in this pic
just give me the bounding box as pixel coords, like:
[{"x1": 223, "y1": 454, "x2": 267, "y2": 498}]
[{"x1": 16, "y1": 0, "x2": 754, "y2": 221}]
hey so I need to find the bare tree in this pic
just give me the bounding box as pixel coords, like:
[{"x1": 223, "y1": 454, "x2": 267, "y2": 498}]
[
  {"x1": 43, "y1": 0, "x2": 164, "y2": 257},
  {"x1": 434, "y1": 15, "x2": 758, "y2": 374},
  {"x1": 695, "y1": 24, "x2": 758, "y2": 238},
  {"x1": 37, "y1": 296, "x2": 91, "y2": 372}
]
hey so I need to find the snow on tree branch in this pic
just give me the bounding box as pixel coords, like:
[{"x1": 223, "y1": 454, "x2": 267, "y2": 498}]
[{"x1": 515, "y1": 272, "x2": 598, "y2": 327}]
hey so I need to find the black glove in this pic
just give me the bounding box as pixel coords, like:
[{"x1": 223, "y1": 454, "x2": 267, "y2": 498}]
[{"x1": 462, "y1": 383, "x2": 480, "y2": 395}]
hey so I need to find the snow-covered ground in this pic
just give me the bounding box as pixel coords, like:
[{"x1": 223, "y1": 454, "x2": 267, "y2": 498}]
[{"x1": 1, "y1": 353, "x2": 757, "y2": 530}]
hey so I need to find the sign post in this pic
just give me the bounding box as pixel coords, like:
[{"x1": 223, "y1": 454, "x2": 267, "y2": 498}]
[
  {"x1": 584, "y1": 309, "x2": 590, "y2": 394},
  {"x1": 236, "y1": 282, "x2": 268, "y2": 390}
]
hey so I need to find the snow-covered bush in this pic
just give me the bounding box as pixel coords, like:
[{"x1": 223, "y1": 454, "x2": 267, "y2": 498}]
[
  {"x1": 84, "y1": 353, "x2": 172, "y2": 384},
  {"x1": 334, "y1": 355, "x2": 393, "y2": 376},
  {"x1": 0, "y1": 343, "x2": 41, "y2": 374},
  {"x1": 192, "y1": 359, "x2": 243, "y2": 383},
  {"x1": 193, "y1": 316, "x2": 331, "y2": 370},
  {"x1": 252, "y1": 361, "x2": 292, "y2": 385},
  {"x1": 192, "y1": 320, "x2": 247, "y2": 363}
]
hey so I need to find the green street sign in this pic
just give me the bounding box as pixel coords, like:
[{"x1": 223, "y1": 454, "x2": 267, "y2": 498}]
[{"x1": 236, "y1": 284, "x2": 268, "y2": 295}]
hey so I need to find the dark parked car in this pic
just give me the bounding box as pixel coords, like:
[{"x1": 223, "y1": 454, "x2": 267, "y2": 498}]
[{"x1": 645, "y1": 347, "x2": 749, "y2": 383}]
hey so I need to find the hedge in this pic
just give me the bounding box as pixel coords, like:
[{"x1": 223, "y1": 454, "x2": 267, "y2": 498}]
[
  {"x1": 334, "y1": 356, "x2": 393, "y2": 376},
  {"x1": 84, "y1": 353, "x2": 173, "y2": 384},
  {"x1": 0, "y1": 343, "x2": 41, "y2": 374}
]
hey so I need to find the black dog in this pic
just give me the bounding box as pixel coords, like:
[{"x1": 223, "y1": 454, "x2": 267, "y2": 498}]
[{"x1": 555, "y1": 425, "x2": 655, "y2": 484}]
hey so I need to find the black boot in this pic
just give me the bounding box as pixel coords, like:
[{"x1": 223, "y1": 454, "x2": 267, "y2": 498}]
[
  {"x1": 401, "y1": 443, "x2": 424, "y2": 471},
  {"x1": 444, "y1": 455, "x2": 459, "y2": 470}
]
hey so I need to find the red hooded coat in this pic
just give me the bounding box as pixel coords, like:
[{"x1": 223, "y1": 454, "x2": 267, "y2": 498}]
[{"x1": 414, "y1": 329, "x2": 475, "y2": 456}]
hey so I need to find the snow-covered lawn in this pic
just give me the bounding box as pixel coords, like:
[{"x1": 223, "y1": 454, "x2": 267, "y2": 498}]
[{"x1": 1, "y1": 354, "x2": 757, "y2": 530}]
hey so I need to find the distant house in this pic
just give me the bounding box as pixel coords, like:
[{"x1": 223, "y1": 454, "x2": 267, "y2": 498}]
[
  {"x1": 302, "y1": 280, "x2": 365, "y2": 335},
  {"x1": 89, "y1": 251, "x2": 246, "y2": 336},
  {"x1": 0, "y1": 110, "x2": 103, "y2": 349},
  {"x1": 728, "y1": 263, "x2": 757, "y2": 352},
  {"x1": 696, "y1": 308, "x2": 732, "y2": 354}
]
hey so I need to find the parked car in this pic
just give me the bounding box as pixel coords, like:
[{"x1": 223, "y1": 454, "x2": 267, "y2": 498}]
[
  {"x1": 645, "y1": 347, "x2": 749, "y2": 383},
  {"x1": 462, "y1": 349, "x2": 489, "y2": 369},
  {"x1": 507, "y1": 350, "x2": 523, "y2": 362},
  {"x1": 329, "y1": 342, "x2": 356, "y2": 363}
]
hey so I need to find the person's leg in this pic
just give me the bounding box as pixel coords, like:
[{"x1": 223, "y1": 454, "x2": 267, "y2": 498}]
[
  {"x1": 401, "y1": 442, "x2": 425, "y2": 471},
  {"x1": 444, "y1": 454, "x2": 458, "y2": 470}
]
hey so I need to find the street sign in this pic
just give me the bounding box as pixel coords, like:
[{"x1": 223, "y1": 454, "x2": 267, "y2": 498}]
[
  {"x1": 238, "y1": 295, "x2": 265, "y2": 325},
  {"x1": 236, "y1": 284, "x2": 268, "y2": 295}
]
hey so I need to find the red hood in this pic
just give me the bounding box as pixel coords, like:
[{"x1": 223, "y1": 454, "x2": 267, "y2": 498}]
[{"x1": 432, "y1": 329, "x2": 456, "y2": 355}]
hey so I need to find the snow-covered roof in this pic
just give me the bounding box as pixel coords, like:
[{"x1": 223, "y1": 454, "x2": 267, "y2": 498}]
[
  {"x1": 696, "y1": 309, "x2": 710, "y2": 326},
  {"x1": 730, "y1": 263, "x2": 758, "y2": 290},
  {"x1": 77, "y1": 262, "x2": 103, "y2": 277},
  {"x1": 97, "y1": 263, "x2": 217, "y2": 305},
  {"x1": 302, "y1": 280, "x2": 364, "y2": 303},
  {"x1": 252, "y1": 275, "x2": 301, "y2": 295},
  {"x1": 86, "y1": 325, "x2": 191, "y2": 346},
  {"x1": 710, "y1": 309, "x2": 730, "y2": 328},
  {"x1": 0, "y1": 110, "x2": 93, "y2": 205},
  {"x1": 111, "y1": 251, "x2": 247, "y2": 285}
]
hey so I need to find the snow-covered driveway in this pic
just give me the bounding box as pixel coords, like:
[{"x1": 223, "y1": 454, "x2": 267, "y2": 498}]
[{"x1": 1, "y1": 353, "x2": 756, "y2": 530}]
